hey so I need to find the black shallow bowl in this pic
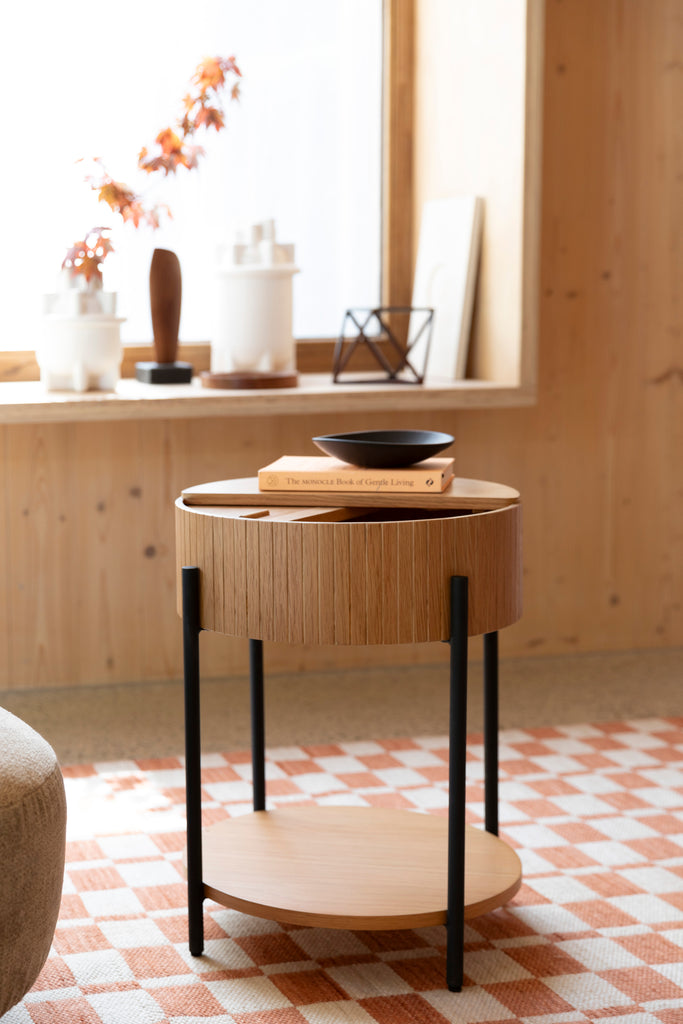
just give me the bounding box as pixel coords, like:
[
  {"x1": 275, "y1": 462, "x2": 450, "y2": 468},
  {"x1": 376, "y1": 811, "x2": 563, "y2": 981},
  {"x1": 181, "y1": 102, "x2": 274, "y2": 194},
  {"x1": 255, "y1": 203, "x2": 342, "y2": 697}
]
[{"x1": 312, "y1": 430, "x2": 454, "y2": 469}]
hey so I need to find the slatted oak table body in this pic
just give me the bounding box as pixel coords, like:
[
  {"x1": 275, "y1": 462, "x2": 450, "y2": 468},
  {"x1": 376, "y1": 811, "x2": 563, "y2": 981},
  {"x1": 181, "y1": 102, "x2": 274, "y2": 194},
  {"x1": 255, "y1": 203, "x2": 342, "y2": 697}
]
[
  {"x1": 176, "y1": 478, "x2": 523, "y2": 992},
  {"x1": 176, "y1": 477, "x2": 522, "y2": 644}
]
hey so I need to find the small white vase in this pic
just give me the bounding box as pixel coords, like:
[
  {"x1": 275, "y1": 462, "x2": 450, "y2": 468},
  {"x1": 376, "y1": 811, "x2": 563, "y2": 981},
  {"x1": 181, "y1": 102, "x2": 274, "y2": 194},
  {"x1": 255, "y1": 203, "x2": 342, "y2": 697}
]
[
  {"x1": 212, "y1": 266, "x2": 298, "y2": 374},
  {"x1": 39, "y1": 282, "x2": 124, "y2": 392},
  {"x1": 212, "y1": 220, "x2": 299, "y2": 374}
]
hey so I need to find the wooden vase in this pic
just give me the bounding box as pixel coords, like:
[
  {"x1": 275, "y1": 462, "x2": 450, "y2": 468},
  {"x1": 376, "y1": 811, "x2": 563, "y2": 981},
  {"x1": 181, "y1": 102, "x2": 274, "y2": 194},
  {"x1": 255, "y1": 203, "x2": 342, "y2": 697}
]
[{"x1": 150, "y1": 248, "x2": 182, "y2": 364}]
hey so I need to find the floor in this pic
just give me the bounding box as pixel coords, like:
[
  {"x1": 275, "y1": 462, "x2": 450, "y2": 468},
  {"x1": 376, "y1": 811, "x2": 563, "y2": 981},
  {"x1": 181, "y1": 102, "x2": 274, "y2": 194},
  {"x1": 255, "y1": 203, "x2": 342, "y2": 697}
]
[{"x1": 2, "y1": 646, "x2": 681, "y2": 765}]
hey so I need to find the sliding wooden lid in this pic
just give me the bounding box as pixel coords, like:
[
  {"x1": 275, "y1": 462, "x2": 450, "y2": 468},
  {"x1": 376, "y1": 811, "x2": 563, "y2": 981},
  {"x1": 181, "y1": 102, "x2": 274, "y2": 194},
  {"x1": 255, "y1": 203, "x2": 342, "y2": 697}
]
[
  {"x1": 176, "y1": 479, "x2": 522, "y2": 644},
  {"x1": 181, "y1": 475, "x2": 519, "y2": 511}
]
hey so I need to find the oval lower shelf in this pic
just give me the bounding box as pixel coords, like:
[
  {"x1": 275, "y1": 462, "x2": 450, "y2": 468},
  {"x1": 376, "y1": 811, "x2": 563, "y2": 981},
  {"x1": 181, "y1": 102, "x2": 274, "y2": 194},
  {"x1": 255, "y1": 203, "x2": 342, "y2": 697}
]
[{"x1": 200, "y1": 806, "x2": 522, "y2": 930}]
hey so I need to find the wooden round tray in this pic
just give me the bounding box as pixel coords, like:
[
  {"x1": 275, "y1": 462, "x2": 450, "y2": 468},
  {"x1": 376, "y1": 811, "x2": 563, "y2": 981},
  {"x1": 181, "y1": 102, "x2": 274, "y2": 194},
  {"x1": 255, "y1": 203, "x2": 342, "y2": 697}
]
[
  {"x1": 200, "y1": 370, "x2": 298, "y2": 389},
  {"x1": 198, "y1": 807, "x2": 522, "y2": 930}
]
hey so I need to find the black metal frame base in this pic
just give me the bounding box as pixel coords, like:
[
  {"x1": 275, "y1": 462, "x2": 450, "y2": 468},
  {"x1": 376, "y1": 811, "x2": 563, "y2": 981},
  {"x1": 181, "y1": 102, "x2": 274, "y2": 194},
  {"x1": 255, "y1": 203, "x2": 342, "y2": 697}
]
[
  {"x1": 135, "y1": 361, "x2": 193, "y2": 384},
  {"x1": 181, "y1": 565, "x2": 500, "y2": 991}
]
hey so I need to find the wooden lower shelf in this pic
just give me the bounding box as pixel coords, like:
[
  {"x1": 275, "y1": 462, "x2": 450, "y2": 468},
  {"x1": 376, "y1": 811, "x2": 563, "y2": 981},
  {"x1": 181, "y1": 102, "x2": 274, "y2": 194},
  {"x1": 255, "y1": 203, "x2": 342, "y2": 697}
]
[{"x1": 200, "y1": 806, "x2": 522, "y2": 930}]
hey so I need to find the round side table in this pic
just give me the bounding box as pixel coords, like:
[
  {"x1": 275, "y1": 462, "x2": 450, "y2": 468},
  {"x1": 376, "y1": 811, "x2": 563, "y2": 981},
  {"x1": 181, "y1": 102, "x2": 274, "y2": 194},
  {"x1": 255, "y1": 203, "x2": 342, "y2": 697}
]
[{"x1": 176, "y1": 476, "x2": 523, "y2": 991}]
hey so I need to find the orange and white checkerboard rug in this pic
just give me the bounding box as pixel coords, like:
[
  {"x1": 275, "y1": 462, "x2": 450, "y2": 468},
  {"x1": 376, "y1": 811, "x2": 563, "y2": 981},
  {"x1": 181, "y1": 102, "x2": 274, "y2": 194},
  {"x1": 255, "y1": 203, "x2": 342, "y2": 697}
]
[{"x1": 8, "y1": 718, "x2": 683, "y2": 1024}]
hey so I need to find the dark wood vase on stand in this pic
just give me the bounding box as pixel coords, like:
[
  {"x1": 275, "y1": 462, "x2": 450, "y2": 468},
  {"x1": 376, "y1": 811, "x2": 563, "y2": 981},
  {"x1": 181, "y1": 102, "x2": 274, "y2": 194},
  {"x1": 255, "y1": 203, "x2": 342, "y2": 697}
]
[{"x1": 135, "y1": 248, "x2": 193, "y2": 383}]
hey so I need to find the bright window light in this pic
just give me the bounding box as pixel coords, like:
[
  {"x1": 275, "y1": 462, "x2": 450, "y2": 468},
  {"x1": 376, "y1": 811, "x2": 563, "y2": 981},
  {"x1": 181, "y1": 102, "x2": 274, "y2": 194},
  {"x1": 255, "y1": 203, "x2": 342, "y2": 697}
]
[{"x1": 0, "y1": 0, "x2": 382, "y2": 349}]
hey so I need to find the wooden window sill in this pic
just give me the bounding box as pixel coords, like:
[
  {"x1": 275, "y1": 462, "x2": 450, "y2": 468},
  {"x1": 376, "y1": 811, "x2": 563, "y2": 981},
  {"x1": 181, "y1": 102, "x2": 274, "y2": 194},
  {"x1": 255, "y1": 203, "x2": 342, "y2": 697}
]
[{"x1": 0, "y1": 374, "x2": 535, "y2": 425}]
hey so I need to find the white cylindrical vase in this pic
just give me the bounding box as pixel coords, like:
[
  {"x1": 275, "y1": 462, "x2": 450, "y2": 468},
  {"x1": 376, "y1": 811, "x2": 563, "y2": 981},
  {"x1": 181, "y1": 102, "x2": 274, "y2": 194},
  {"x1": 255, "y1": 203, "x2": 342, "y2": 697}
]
[
  {"x1": 38, "y1": 314, "x2": 125, "y2": 392},
  {"x1": 212, "y1": 265, "x2": 299, "y2": 374}
]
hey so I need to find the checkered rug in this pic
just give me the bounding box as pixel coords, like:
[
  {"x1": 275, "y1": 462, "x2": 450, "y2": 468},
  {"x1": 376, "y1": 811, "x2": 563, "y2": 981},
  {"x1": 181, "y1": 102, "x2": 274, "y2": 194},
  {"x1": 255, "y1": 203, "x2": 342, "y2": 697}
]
[{"x1": 7, "y1": 718, "x2": 683, "y2": 1024}]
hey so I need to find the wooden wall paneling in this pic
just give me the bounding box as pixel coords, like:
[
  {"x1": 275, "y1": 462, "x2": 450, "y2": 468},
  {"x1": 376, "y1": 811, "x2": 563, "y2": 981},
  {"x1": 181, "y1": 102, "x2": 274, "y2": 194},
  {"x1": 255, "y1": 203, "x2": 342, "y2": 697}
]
[
  {"x1": 75, "y1": 420, "x2": 150, "y2": 684},
  {"x1": 604, "y1": 0, "x2": 683, "y2": 650},
  {"x1": 383, "y1": 0, "x2": 415, "y2": 307},
  {"x1": 6, "y1": 424, "x2": 79, "y2": 688},
  {"x1": 438, "y1": 0, "x2": 683, "y2": 656},
  {"x1": 520, "y1": 0, "x2": 545, "y2": 393},
  {"x1": 413, "y1": 0, "x2": 543, "y2": 387},
  {"x1": 134, "y1": 418, "x2": 184, "y2": 681},
  {"x1": 536, "y1": 0, "x2": 683, "y2": 653},
  {"x1": 7, "y1": 40, "x2": 683, "y2": 702}
]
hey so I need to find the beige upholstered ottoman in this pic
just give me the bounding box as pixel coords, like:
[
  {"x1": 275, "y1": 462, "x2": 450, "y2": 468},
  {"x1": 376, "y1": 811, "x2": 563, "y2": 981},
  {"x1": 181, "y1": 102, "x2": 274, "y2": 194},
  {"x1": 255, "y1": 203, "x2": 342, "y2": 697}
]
[{"x1": 0, "y1": 709, "x2": 67, "y2": 1017}]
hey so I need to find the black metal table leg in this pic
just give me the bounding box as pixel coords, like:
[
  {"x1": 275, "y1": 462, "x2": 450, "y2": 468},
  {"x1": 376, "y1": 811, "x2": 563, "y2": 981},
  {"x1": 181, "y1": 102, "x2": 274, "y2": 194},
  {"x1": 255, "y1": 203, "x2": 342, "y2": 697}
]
[
  {"x1": 483, "y1": 631, "x2": 499, "y2": 836},
  {"x1": 250, "y1": 639, "x2": 266, "y2": 812},
  {"x1": 446, "y1": 575, "x2": 468, "y2": 992},
  {"x1": 182, "y1": 566, "x2": 205, "y2": 956}
]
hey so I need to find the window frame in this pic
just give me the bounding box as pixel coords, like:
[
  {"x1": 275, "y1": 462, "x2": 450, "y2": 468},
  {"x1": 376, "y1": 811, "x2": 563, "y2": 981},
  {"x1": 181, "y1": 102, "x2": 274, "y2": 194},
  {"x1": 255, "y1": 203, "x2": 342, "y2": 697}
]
[{"x1": 0, "y1": 1, "x2": 411, "y2": 382}]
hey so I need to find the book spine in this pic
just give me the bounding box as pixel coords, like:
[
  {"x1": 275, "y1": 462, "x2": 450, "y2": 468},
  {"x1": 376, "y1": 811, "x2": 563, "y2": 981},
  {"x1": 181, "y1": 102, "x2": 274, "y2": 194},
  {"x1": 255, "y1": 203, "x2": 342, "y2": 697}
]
[{"x1": 258, "y1": 470, "x2": 453, "y2": 494}]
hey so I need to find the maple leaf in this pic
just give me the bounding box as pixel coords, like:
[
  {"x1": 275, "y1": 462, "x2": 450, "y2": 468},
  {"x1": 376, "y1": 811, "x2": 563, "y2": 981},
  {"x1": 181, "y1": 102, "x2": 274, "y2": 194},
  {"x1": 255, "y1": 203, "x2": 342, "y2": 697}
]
[
  {"x1": 193, "y1": 56, "x2": 226, "y2": 92},
  {"x1": 88, "y1": 229, "x2": 115, "y2": 260},
  {"x1": 156, "y1": 127, "x2": 183, "y2": 156},
  {"x1": 62, "y1": 229, "x2": 115, "y2": 283},
  {"x1": 119, "y1": 200, "x2": 146, "y2": 227},
  {"x1": 192, "y1": 55, "x2": 241, "y2": 96},
  {"x1": 73, "y1": 52, "x2": 240, "y2": 262},
  {"x1": 193, "y1": 105, "x2": 224, "y2": 131},
  {"x1": 181, "y1": 144, "x2": 203, "y2": 169},
  {"x1": 98, "y1": 181, "x2": 132, "y2": 209}
]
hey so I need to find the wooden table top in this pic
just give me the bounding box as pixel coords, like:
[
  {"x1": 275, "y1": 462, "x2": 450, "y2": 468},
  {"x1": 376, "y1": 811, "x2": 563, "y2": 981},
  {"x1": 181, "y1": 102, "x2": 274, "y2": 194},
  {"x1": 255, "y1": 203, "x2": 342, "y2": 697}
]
[{"x1": 181, "y1": 475, "x2": 520, "y2": 512}]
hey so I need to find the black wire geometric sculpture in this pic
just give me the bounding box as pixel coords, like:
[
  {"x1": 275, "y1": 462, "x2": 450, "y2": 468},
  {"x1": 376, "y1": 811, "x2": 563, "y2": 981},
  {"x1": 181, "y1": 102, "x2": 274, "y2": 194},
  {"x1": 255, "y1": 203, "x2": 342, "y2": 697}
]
[{"x1": 332, "y1": 306, "x2": 434, "y2": 385}]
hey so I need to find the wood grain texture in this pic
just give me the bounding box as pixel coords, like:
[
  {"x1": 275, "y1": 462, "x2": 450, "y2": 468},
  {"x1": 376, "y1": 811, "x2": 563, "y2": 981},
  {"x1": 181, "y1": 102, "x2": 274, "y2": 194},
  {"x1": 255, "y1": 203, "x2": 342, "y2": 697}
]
[
  {"x1": 447, "y1": 0, "x2": 683, "y2": 656},
  {"x1": 414, "y1": 0, "x2": 543, "y2": 388},
  {"x1": 1, "y1": 3, "x2": 681, "y2": 693},
  {"x1": 201, "y1": 807, "x2": 522, "y2": 929},
  {"x1": 181, "y1": 475, "x2": 520, "y2": 510},
  {"x1": 176, "y1": 498, "x2": 522, "y2": 643},
  {"x1": 0, "y1": 377, "x2": 535, "y2": 426},
  {"x1": 383, "y1": 0, "x2": 415, "y2": 309},
  {"x1": 149, "y1": 249, "x2": 182, "y2": 364}
]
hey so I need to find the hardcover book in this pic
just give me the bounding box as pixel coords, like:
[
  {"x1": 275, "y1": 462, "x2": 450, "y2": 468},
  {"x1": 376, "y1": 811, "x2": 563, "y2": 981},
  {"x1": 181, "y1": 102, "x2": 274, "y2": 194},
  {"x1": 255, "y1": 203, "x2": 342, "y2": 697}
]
[{"x1": 258, "y1": 456, "x2": 455, "y2": 494}]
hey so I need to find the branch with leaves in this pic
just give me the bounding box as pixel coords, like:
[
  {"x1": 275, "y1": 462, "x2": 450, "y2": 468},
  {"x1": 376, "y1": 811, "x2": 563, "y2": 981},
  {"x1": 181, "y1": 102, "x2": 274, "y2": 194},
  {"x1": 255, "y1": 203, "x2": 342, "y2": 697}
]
[
  {"x1": 63, "y1": 55, "x2": 241, "y2": 284},
  {"x1": 62, "y1": 229, "x2": 115, "y2": 285}
]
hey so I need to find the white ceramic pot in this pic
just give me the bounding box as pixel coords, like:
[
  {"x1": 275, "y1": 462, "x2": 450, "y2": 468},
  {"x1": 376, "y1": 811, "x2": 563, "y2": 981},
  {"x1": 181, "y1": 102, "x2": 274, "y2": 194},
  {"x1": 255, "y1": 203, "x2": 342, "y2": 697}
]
[
  {"x1": 39, "y1": 282, "x2": 124, "y2": 392},
  {"x1": 212, "y1": 265, "x2": 298, "y2": 374},
  {"x1": 38, "y1": 314, "x2": 124, "y2": 392}
]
